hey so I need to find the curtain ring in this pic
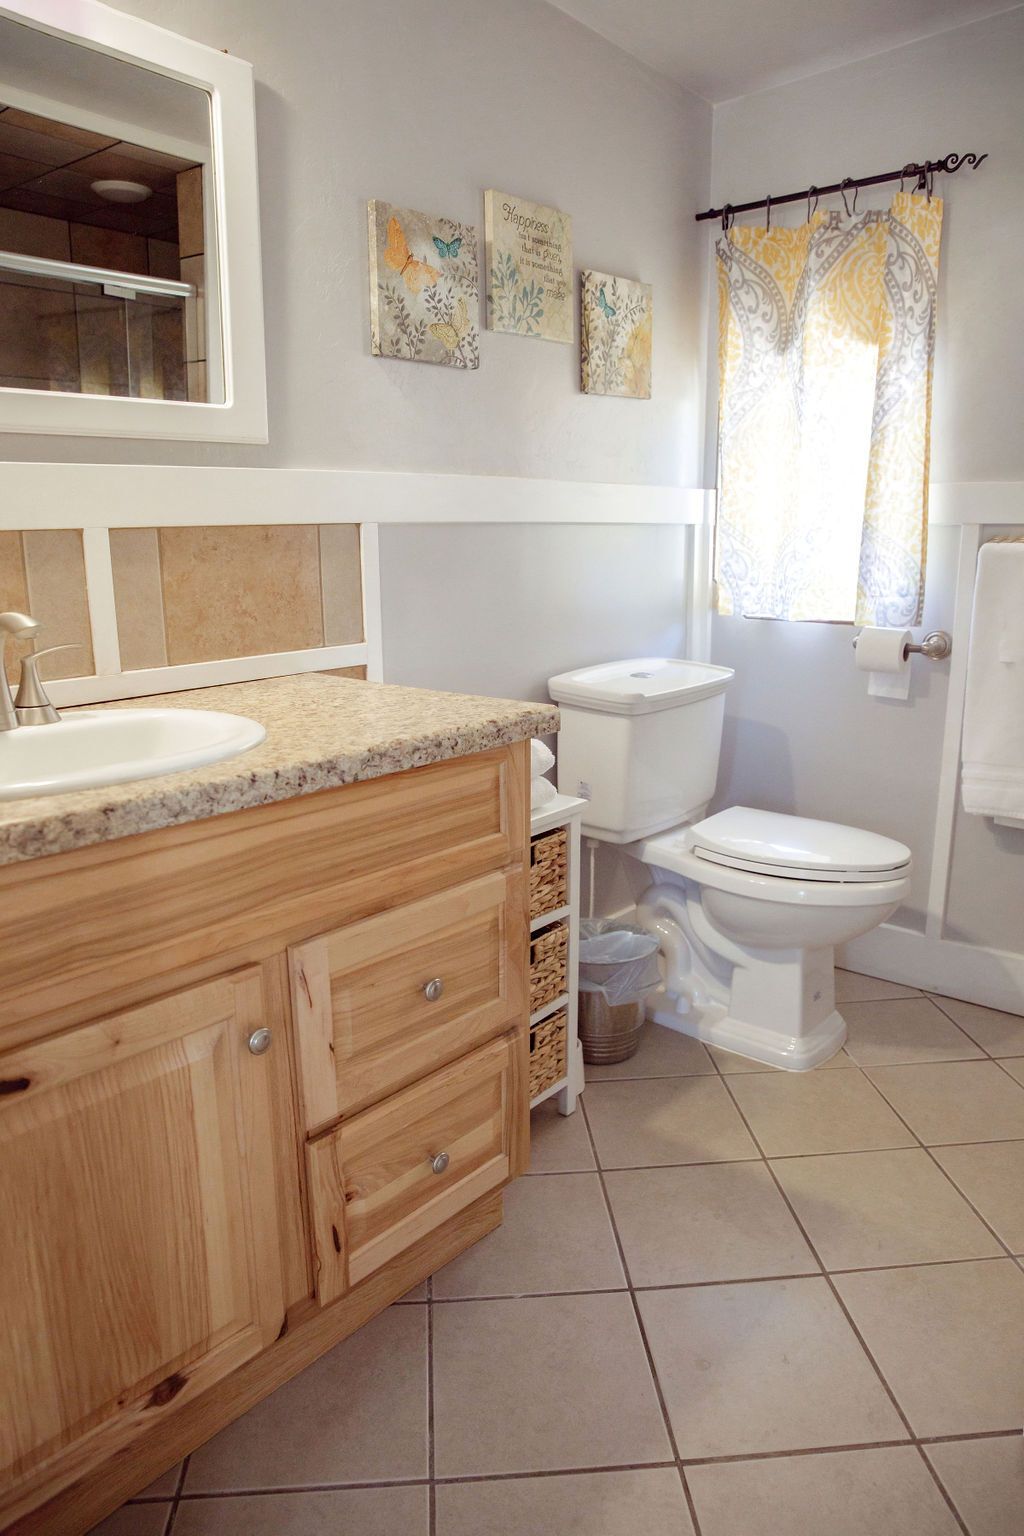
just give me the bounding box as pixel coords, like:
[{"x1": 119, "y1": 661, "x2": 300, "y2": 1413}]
[
  {"x1": 926, "y1": 166, "x2": 935, "y2": 202},
  {"x1": 899, "y1": 163, "x2": 915, "y2": 194},
  {"x1": 806, "y1": 185, "x2": 819, "y2": 222},
  {"x1": 765, "y1": 193, "x2": 772, "y2": 230},
  {"x1": 721, "y1": 203, "x2": 734, "y2": 233},
  {"x1": 840, "y1": 177, "x2": 858, "y2": 218}
]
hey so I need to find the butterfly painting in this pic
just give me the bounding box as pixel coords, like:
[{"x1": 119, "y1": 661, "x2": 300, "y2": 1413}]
[
  {"x1": 581, "y1": 269, "x2": 652, "y2": 399},
  {"x1": 432, "y1": 235, "x2": 463, "y2": 260},
  {"x1": 428, "y1": 296, "x2": 471, "y2": 351},
  {"x1": 368, "y1": 200, "x2": 479, "y2": 369},
  {"x1": 384, "y1": 216, "x2": 441, "y2": 293}
]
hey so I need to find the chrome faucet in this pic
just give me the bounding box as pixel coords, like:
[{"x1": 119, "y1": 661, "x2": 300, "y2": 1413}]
[{"x1": 0, "y1": 611, "x2": 41, "y2": 732}]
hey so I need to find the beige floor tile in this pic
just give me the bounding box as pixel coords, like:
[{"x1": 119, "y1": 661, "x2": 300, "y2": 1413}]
[
  {"x1": 866, "y1": 1061, "x2": 1024, "y2": 1144},
  {"x1": 687, "y1": 1446, "x2": 961, "y2": 1536},
  {"x1": 185, "y1": 1305, "x2": 428, "y2": 1490},
  {"x1": 930, "y1": 1141, "x2": 1024, "y2": 1253},
  {"x1": 925, "y1": 1434, "x2": 1024, "y2": 1536},
  {"x1": 88, "y1": 1507, "x2": 169, "y2": 1536},
  {"x1": 1001, "y1": 1058, "x2": 1024, "y2": 1087},
  {"x1": 130, "y1": 1463, "x2": 181, "y2": 1499},
  {"x1": 638, "y1": 1277, "x2": 906, "y2": 1457},
  {"x1": 174, "y1": 1486, "x2": 430, "y2": 1535},
  {"x1": 929, "y1": 995, "x2": 1024, "y2": 1057},
  {"x1": 528, "y1": 1099, "x2": 596, "y2": 1173},
  {"x1": 771, "y1": 1149, "x2": 1003, "y2": 1270},
  {"x1": 835, "y1": 969, "x2": 920, "y2": 1003},
  {"x1": 834, "y1": 1259, "x2": 1024, "y2": 1436},
  {"x1": 584, "y1": 1077, "x2": 758, "y2": 1168},
  {"x1": 585, "y1": 1022, "x2": 715, "y2": 1079},
  {"x1": 841, "y1": 996, "x2": 984, "y2": 1067},
  {"x1": 433, "y1": 1172, "x2": 624, "y2": 1297},
  {"x1": 708, "y1": 1044, "x2": 852, "y2": 1073},
  {"x1": 435, "y1": 1468, "x2": 693, "y2": 1536},
  {"x1": 432, "y1": 1292, "x2": 671, "y2": 1475},
  {"x1": 726, "y1": 1070, "x2": 915, "y2": 1157},
  {"x1": 604, "y1": 1162, "x2": 815, "y2": 1286}
]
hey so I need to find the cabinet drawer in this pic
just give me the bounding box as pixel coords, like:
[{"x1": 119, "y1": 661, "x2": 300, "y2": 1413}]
[
  {"x1": 306, "y1": 1033, "x2": 521, "y2": 1300},
  {"x1": 289, "y1": 870, "x2": 527, "y2": 1130}
]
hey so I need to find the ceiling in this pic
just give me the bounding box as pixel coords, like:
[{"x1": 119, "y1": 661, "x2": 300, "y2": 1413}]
[
  {"x1": 0, "y1": 107, "x2": 195, "y2": 239},
  {"x1": 548, "y1": 0, "x2": 1022, "y2": 100}
]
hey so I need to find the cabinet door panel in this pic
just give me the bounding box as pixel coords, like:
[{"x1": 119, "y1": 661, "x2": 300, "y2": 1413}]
[
  {"x1": 307, "y1": 1034, "x2": 519, "y2": 1302},
  {"x1": 290, "y1": 870, "x2": 526, "y2": 1129},
  {"x1": 0, "y1": 969, "x2": 282, "y2": 1497}
]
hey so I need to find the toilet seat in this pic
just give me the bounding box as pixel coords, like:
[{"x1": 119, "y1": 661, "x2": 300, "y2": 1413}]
[{"x1": 686, "y1": 806, "x2": 911, "y2": 884}]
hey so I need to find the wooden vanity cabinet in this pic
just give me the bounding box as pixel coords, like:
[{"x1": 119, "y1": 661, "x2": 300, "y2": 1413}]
[
  {"x1": 0, "y1": 741, "x2": 530, "y2": 1536},
  {"x1": 0, "y1": 970, "x2": 283, "y2": 1508}
]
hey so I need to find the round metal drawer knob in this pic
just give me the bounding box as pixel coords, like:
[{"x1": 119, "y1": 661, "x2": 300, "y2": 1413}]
[
  {"x1": 430, "y1": 1152, "x2": 450, "y2": 1175},
  {"x1": 247, "y1": 1027, "x2": 273, "y2": 1056},
  {"x1": 423, "y1": 977, "x2": 444, "y2": 1002}
]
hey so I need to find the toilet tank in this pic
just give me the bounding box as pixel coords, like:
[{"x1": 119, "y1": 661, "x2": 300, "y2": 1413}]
[{"x1": 548, "y1": 658, "x2": 734, "y2": 843}]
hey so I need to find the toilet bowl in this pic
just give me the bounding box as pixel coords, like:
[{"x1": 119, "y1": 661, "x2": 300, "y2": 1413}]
[
  {"x1": 634, "y1": 809, "x2": 911, "y2": 1070},
  {"x1": 548, "y1": 658, "x2": 912, "y2": 1071}
]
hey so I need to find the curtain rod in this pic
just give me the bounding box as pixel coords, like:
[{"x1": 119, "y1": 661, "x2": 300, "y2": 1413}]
[{"x1": 695, "y1": 151, "x2": 988, "y2": 224}]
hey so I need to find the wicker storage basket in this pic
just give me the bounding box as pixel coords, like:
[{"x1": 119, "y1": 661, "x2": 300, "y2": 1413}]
[
  {"x1": 529, "y1": 826, "x2": 568, "y2": 921},
  {"x1": 529, "y1": 920, "x2": 568, "y2": 1014},
  {"x1": 529, "y1": 1008, "x2": 568, "y2": 1098}
]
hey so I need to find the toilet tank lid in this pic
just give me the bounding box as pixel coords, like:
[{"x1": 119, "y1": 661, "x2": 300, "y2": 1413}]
[
  {"x1": 547, "y1": 658, "x2": 734, "y2": 715},
  {"x1": 689, "y1": 807, "x2": 912, "y2": 876}
]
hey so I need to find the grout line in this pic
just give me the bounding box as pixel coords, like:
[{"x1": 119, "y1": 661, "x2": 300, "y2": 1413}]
[
  {"x1": 914, "y1": 1443, "x2": 972, "y2": 1535},
  {"x1": 163, "y1": 1454, "x2": 189, "y2": 1534},
  {"x1": 711, "y1": 1071, "x2": 920, "y2": 1442},
  {"x1": 151, "y1": 1428, "x2": 1024, "y2": 1501},
  {"x1": 853, "y1": 1070, "x2": 1022, "y2": 1264},
  {"x1": 575, "y1": 1096, "x2": 707, "y2": 1533}
]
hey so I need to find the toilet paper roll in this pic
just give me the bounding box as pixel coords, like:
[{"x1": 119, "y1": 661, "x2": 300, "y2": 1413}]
[{"x1": 856, "y1": 627, "x2": 912, "y2": 700}]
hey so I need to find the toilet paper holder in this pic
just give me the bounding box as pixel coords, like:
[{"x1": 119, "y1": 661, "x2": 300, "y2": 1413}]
[{"x1": 851, "y1": 629, "x2": 952, "y2": 661}]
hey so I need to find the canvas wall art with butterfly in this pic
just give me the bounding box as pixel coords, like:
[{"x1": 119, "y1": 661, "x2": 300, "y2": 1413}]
[
  {"x1": 368, "y1": 200, "x2": 479, "y2": 369},
  {"x1": 580, "y1": 269, "x2": 652, "y2": 399}
]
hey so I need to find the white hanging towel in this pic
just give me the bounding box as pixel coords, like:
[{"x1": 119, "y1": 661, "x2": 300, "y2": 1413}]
[
  {"x1": 530, "y1": 737, "x2": 557, "y2": 809},
  {"x1": 961, "y1": 543, "x2": 1024, "y2": 825}
]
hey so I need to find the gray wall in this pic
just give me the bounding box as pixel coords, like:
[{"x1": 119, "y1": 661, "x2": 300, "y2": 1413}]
[
  {"x1": 380, "y1": 523, "x2": 688, "y2": 702},
  {"x1": 4, "y1": 0, "x2": 712, "y2": 485},
  {"x1": 707, "y1": 10, "x2": 1024, "y2": 947}
]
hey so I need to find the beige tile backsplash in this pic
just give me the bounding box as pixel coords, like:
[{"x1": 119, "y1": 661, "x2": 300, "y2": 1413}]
[
  {"x1": 1, "y1": 530, "x2": 94, "y2": 682},
  {"x1": 116, "y1": 524, "x2": 364, "y2": 670},
  {"x1": 2, "y1": 523, "x2": 363, "y2": 686}
]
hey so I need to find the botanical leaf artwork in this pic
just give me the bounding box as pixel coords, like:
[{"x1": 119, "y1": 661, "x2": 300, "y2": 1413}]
[
  {"x1": 368, "y1": 200, "x2": 479, "y2": 369},
  {"x1": 580, "y1": 270, "x2": 652, "y2": 398},
  {"x1": 484, "y1": 191, "x2": 573, "y2": 343}
]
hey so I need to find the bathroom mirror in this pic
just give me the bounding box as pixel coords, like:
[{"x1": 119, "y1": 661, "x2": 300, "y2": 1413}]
[{"x1": 0, "y1": 0, "x2": 266, "y2": 441}]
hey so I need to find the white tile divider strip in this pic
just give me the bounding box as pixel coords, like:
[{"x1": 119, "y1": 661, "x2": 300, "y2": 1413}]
[
  {"x1": 46, "y1": 644, "x2": 370, "y2": 708},
  {"x1": 0, "y1": 464, "x2": 713, "y2": 529}
]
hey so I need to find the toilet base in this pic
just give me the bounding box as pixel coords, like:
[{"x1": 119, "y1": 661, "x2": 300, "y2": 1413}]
[{"x1": 647, "y1": 992, "x2": 848, "y2": 1072}]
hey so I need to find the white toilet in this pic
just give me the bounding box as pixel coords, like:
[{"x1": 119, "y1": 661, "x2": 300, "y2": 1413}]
[{"x1": 548, "y1": 658, "x2": 912, "y2": 1070}]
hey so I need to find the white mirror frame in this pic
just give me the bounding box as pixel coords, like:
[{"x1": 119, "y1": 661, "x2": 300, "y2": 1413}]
[{"x1": 0, "y1": 0, "x2": 267, "y2": 442}]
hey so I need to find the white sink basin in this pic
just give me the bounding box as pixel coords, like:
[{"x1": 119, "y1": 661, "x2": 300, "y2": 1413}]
[{"x1": 0, "y1": 708, "x2": 266, "y2": 800}]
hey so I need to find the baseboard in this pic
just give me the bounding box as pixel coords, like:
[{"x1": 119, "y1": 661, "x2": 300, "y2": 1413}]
[{"x1": 839, "y1": 924, "x2": 1024, "y2": 1015}]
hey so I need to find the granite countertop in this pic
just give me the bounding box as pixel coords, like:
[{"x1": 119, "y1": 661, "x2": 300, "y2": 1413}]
[{"x1": 0, "y1": 674, "x2": 559, "y2": 866}]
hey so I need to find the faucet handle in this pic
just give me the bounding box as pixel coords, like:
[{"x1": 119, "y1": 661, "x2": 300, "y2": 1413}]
[{"x1": 15, "y1": 644, "x2": 80, "y2": 725}]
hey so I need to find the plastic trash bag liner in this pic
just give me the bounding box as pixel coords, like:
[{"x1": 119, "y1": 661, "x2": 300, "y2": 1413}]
[{"x1": 579, "y1": 924, "x2": 661, "y2": 1005}]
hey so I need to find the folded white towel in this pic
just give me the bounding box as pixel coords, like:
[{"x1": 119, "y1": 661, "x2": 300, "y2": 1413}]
[
  {"x1": 531, "y1": 776, "x2": 557, "y2": 810},
  {"x1": 961, "y1": 543, "x2": 1024, "y2": 825},
  {"x1": 531, "y1": 738, "x2": 555, "y2": 777}
]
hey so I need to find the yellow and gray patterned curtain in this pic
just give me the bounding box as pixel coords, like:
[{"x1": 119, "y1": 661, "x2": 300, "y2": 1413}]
[{"x1": 714, "y1": 192, "x2": 943, "y2": 625}]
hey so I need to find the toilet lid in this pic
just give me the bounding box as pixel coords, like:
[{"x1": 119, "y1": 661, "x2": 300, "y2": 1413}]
[{"x1": 689, "y1": 807, "x2": 912, "y2": 883}]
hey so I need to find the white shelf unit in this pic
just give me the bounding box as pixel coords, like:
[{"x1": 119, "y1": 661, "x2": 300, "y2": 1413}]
[{"x1": 529, "y1": 793, "x2": 587, "y2": 1116}]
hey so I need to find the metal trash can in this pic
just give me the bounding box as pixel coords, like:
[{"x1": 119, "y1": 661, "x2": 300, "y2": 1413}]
[{"x1": 578, "y1": 927, "x2": 660, "y2": 1065}]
